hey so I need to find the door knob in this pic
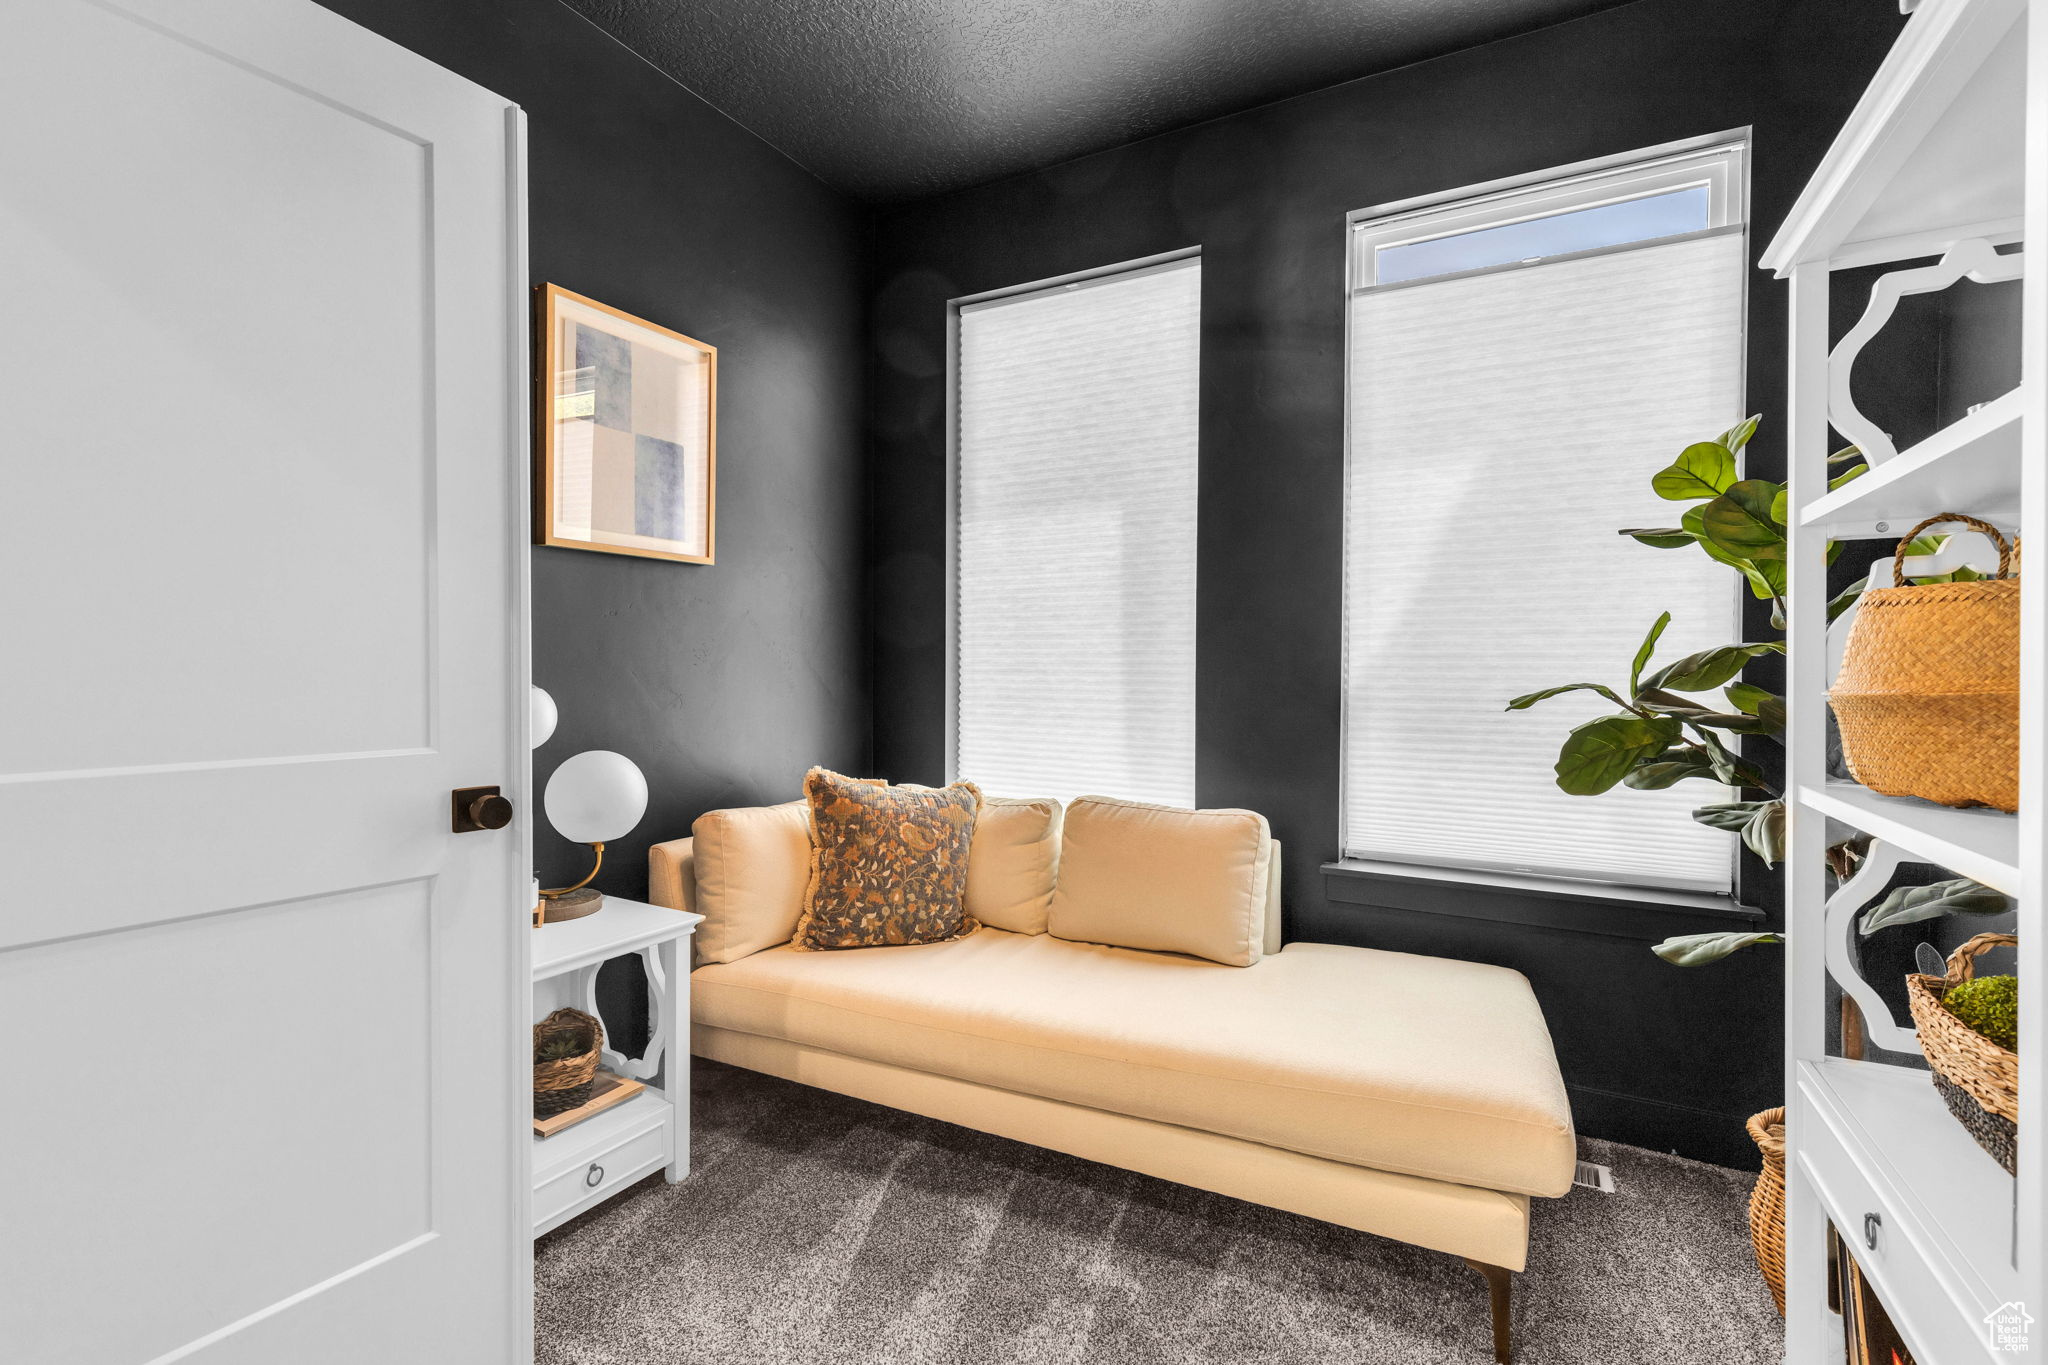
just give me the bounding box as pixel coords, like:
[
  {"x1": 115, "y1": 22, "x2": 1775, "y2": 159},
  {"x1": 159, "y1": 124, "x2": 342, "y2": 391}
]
[{"x1": 452, "y1": 786, "x2": 513, "y2": 833}]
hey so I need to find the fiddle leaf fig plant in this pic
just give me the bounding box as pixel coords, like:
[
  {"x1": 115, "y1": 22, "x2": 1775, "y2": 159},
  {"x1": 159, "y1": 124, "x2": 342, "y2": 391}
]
[
  {"x1": 1509, "y1": 417, "x2": 1999, "y2": 966},
  {"x1": 1504, "y1": 623, "x2": 1786, "y2": 852}
]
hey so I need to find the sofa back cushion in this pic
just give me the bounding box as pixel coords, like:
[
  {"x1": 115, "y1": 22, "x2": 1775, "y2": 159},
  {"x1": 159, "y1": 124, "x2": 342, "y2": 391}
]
[
  {"x1": 1047, "y1": 796, "x2": 1271, "y2": 966},
  {"x1": 964, "y1": 796, "x2": 1063, "y2": 935},
  {"x1": 687, "y1": 800, "x2": 810, "y2": 964},
  {"x1": 792, "y1": 768, "x2": 983, "y2": 951}
]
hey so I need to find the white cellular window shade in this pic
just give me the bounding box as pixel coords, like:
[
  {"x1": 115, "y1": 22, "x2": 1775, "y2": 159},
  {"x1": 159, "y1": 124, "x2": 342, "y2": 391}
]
[
  {"x1": 953, "y1": 256, "x2": 1199, "y2": 806},
  {"x1": 1343, "y1": 147, "x2": 1746, "y2": 893}
]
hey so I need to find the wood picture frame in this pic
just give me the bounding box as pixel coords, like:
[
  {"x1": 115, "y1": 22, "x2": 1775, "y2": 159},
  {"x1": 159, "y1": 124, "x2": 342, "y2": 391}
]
[{"x1": 534, "y1": 283, "x2": 717, "y2": 564}]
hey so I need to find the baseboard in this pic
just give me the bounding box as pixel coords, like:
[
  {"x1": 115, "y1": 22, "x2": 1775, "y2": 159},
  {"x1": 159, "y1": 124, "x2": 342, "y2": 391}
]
[{"x1": 1567, "y1": 1084, "x2": 1763, "y2": 1171}]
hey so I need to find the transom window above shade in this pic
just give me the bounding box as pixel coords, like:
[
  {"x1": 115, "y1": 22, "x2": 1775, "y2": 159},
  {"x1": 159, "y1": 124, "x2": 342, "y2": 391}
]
[
  {"x1": 1343, "y1": 140, "x2": 1747, "y2": 894},
  {"x1": 952, "y1": 256, "x2": 1200, "y2": 806},
  {"x1": 1373, "y1": 186, "x2": 1709, "y2": 284}
]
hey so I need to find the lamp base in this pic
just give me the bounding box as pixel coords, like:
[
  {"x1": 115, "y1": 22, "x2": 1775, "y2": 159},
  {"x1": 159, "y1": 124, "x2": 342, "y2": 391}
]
[{"x1": 537, "y1": 888, "x2": 604, "y2": 926}]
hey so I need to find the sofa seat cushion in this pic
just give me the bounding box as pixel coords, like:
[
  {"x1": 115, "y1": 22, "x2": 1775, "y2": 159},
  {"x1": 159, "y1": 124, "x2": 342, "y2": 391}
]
[{"x1": 691, "y1": 930, "x2": 1575, "y2": 1197}]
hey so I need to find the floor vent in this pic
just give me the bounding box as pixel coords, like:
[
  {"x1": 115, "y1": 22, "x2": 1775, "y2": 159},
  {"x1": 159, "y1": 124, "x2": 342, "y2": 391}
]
[{"x1": 1574, "y1": 1160, "x2": 1615, "y2": 1193}]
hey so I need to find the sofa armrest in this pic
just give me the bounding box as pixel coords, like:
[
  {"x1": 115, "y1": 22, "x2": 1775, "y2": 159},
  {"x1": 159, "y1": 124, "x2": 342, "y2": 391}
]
[
  {"x1": 649, "y1": 835, "x2": 697, "y2": 916},
  {"x1": 1264, "y1": 840, "x2": 1283, "y2": 957}
]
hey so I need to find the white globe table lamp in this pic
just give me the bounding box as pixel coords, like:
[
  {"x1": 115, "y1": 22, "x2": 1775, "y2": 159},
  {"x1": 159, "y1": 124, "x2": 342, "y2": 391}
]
[
  {"x1": 538, "y1": 748, "x2": 648, "y2": 924},
  {"x1": 530, "y1": 685, "x2": 558, "y2": 749}
]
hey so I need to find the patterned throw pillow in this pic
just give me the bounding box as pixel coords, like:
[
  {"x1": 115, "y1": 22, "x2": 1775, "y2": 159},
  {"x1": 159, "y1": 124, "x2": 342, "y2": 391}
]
[{"x1": 792, "y1": 768, "x2": 983, "y2": 951}]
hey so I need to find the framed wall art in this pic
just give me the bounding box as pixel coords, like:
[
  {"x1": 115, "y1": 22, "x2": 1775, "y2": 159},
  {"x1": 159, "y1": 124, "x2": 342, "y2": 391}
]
[{"x1": 535, "y1": 284, "x2": 716, "y2": 564}]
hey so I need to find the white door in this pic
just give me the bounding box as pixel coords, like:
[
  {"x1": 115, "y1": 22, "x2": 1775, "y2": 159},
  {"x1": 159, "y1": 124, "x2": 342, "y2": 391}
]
[{"x1": 0, "y1": 2, "x2": 530, "y2": 1361}]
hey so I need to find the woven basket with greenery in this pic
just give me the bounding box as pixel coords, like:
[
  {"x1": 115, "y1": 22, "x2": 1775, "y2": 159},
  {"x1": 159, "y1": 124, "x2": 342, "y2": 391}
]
[
  {"x1": 1746, "y1": 1107, "x2": 1787, "y2": 1316},
  {"x1": 1907, "y1": 933, "x2": 2018, "y2": 1173},
  {"x1": 1832, "y1": 514, "x2": 2019, "y2": 811},
  {"x1": 533, "y1": 1007, "x2": 604, "y2": 1118}
]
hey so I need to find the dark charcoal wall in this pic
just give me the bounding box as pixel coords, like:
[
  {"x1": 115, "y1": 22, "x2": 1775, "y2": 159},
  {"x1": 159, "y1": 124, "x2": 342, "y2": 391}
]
[
  {"x1": 868, "y1": 0, "x2": 1907, "y2": 1167},
  {"x1": 316, "y1": 0, "x2": 871, "y2": 903}
]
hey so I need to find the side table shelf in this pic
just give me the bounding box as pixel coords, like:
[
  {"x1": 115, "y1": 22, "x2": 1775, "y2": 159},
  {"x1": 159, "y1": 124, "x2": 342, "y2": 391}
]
[{"x1": 531, "y1": 896, "x2": 703, "y2": 1238}]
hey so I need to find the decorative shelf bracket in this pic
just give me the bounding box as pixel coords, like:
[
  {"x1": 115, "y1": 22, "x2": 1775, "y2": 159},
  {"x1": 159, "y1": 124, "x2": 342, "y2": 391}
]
[
  {"x1": 1822, "y1": 839, "x2": 1919, "y2": 1055},
  {"x1": 1829, "y1": 237, "x2": 2024, "y2": 466},
  {"x1": 578, "y1": 944, "x2": 669, "y2": 1083}
]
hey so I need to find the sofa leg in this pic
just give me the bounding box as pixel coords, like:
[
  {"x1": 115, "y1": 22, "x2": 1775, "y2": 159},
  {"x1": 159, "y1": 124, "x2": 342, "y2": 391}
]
[{"x1": 1462, "y1": 1258, "x2": 1513, "y2": 1364}]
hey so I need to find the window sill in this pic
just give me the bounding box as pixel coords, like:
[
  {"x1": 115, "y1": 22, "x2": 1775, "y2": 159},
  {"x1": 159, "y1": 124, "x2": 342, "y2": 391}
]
[{"x1": 1321, "y1": 859, "x2": 1765, "y2": 942}]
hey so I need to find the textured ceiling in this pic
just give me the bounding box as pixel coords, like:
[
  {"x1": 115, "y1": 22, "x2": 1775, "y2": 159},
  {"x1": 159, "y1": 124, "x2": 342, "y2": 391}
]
[{"x1": 561, "y1": 0, "x2": 1641, "y2": 202}]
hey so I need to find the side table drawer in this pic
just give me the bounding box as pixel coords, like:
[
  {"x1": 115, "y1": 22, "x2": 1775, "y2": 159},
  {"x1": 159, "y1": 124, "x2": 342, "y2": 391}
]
[{"x1": 535, "y1": 1117, "x2": 670, "y2": 1235}]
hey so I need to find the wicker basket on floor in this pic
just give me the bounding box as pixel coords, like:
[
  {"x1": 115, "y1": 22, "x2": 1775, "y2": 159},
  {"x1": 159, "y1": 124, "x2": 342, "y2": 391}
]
[
  {"x1": 1906, "y1": 933, "x2": 2019, "y2": 1174},
  {"x1": 534, "y1": 1007, "x2": 604, "y2": 1118},
  {"x1": 1746, "y1": 1107, "x2": 1787, "y2": 1316},
  {"x1": 1831, "y1": 513, "x2": 2019, "y2": 811}
]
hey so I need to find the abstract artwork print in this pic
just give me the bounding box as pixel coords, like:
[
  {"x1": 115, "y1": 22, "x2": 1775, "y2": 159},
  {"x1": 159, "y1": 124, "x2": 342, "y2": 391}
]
[{"x1": 537, "y1": 284, "x2": 717, "y2": 563}]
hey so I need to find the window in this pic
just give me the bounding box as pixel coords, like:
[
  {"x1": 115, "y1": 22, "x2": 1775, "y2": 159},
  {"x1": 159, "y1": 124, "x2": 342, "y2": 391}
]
[
  {"x1": 1342, "y1": 139, "x2": 1747, "y2": 893},
  {"x1": 952, "y1": 254, "x2": 1200, "y2": 805}
]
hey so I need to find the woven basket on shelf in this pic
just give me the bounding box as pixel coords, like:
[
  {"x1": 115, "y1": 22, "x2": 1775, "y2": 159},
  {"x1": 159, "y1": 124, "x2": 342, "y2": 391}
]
[
  {"x1": 1746, "y1": 1107, "x2": 1787, "y2": 1317},
  {"x1": 1831, "y1": 513, "x2": 2019, "y2": 811},
  {"x1": 1906, "y1": 932, "x2": 2019, "y2": 1174},
  {"x1": 533, "y1": 1007, "x2": 604, "y2": 1118}
]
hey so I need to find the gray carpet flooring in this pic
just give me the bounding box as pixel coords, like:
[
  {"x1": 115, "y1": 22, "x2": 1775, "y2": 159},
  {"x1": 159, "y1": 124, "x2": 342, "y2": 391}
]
[{"x1": 536, "y1": 1061, "x2": 1783, "y2": 1364}]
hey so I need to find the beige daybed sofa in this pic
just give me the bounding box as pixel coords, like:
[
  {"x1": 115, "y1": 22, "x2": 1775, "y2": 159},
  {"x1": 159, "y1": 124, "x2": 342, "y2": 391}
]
[{"x1": 651, "y1": 794, "x2": 1574, "y2": 1363}]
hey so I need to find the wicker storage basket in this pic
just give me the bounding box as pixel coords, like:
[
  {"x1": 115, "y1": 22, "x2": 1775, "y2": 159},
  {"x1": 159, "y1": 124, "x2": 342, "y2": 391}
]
[
  {"x1": 1906, "y1": 932, "x2": 2019, "y2": 1174},
  {"x1": 533, "y1": 1007, "x2": 604, "y2": 1118},
  {"x1": 1832, "y1": 513, "x2": 2019, "y2": 811},
  {"x1": 1746, "y1": 1107, "x2": 1787, "y2": 1317}
]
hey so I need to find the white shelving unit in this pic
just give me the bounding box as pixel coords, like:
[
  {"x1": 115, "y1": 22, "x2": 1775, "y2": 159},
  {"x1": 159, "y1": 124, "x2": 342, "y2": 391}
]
[{"x1": 1763, "y1": 0, "x2": 2042, "y2": 1359}]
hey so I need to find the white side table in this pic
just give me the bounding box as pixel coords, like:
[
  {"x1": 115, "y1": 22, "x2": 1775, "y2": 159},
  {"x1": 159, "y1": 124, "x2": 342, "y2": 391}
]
[{"x1": 530, "y1": 896, "x2": 702, "y2": 1238}]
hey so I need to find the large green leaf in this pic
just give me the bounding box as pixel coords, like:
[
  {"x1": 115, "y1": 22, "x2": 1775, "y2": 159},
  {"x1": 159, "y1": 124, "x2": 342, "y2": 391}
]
[
  {"x1": 1554, "y1": 715, "x2": 1681, "y2": 795},
  {"x1": 1684, "y1": 504, "x2": 1784, "y2": 599},
  {"x1": 1700, "y1": 480, "x2": 1787, "y2": 560},
  {"x1": 1725, "y1": 682, "x2": 1770, "y2": 714},
  {"x1": 1725, "y1": 683, "x2": 1787, "y2": 731},
  {"x1": 1828, "y1": 463, "x2": 1869, "y2": 492},
  {"x1": 1858, "y1": 878, "x2": 2013, "y2": 936},
  {"x1": 1653, "y1": 931, "x2": 1783, "y2": 966},
  {"x1": 1740, "y1": 799, "x2": 1787, "y2": 865},
  {"x1": 1633, "y1": 687, "x2": 1710, "y2": 715},
  {"x1": 1718, "y1": 415, "x2": 1761, "y2": 455},
  {"x1": 1691, "y1": 798, "x2": 1785, "y2": 863},
  {"x1": 1505, "y1": 682, "x2": 1628, "y2": 711},
  {"x1": 1828, "y1": 575, "x2": 1866, "y2": 624},
  {"x1": 1622, "y1": 748, "x2": 1718, "y2": 789},
  {"x1": 1619, "y1": 527, "x2": 1697, "y2": 549},
  {"x1": 1633, "y1": 688, "x2": 1775, "y2": 733},
  {"x1": 1692, "y1": 729, "x2": 1772, "y2": 789},
  {"x1": 1690, "y1": 710, "x2": 1781, "y2": 735},
  {"x1": 1652, "y1": 442, "x2": 1737, "y2": 501},
  {"x1": 1640, "y1": 641, "x2": 1785, "y2": 693},
  {"x1": 1630, "y1": 612, "x2": 1671, "y2": 695},
  {"x1": 1693, "y1": 799, "x2": 1772, "y2": 832}
]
